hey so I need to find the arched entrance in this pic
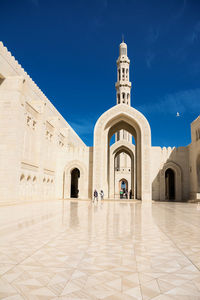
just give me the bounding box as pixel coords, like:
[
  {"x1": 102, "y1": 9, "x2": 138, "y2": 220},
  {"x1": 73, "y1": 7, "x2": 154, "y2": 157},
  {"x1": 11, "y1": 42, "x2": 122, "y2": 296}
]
[
  {"x1": 70, "y1": 168, "x2": 80, "y2": 198},
  {"x1": 93, "y1": 104, "x2": 151, "y2": 201},
  {"x1": 110, "y1": 141, "x2": 135, "y2": 198},
  {"x1": 160, "y1": 162, "x2": 182, "y2": 201},
  {"x1": 119, "y1": 178, "x2": 128, "y2": 191},
  {"x1": 63, "y1": 160, "x2": 88, "y2": 199},
  {"x1": 165, "y1": 168, "x2": 175, "y2": 200}
]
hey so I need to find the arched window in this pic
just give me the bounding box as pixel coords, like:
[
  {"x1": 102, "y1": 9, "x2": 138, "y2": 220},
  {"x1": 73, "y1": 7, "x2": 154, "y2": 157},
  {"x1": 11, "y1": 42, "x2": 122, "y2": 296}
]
[
  {"x1": 117, "y1": 94, "x2": 120, "y2": 104},
  {"x1": 118, "y1": 69, "x2": 121, "y2": 81},
  {"x1": 20, "y1": 174, "x2": 25, "y2": 181},
  {"x1": 122, "y1": 68, "x2": 125, "y2": 80}
]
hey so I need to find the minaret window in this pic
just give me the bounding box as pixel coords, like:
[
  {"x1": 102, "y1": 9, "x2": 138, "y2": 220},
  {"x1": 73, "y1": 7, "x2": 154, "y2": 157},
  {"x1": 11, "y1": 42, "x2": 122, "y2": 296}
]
[
  {"x1": 122, "y1": 93, "x2": 125, "y2": 103},
  {"x1": 117, "y1": 94, "x2": 120, "y2": 104},
  {"x1": 126, "y1": 69, "x2": 128, "y2": 79},
  {"x1": 118, "y1": 69, "x2": 121, "y2": 81},
  {"x1": 122, "y1": 68, "x2": 125, "y2": 80}
]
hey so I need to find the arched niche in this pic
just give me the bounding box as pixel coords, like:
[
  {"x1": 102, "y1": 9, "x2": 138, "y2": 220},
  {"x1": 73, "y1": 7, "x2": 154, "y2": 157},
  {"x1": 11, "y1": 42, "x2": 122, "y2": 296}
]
[
  {"x1": 160, "y1": 161, "x2": 182, "y2": 201},
  {"x1": 63, "y1": 160, "x2": 88, "y2": 199},
  {"x1": 93, "y1": 104, "x2": 151, "y2": 201}
]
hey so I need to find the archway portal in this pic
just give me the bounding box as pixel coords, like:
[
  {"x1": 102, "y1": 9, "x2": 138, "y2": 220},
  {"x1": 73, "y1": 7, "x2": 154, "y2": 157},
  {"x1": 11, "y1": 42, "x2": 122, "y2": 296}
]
[
  {"x1": 93, "y1": 105, "x2": 151, "y2": 201},
  {"x1": 112, "y1": 145, "x2": 135, "y2": 199},
  {"x1": 165, "y1": 168, "x2": 175, "y2": 200},
  {"x1": 119, "y1": 178, "x2": 128, "y2": 194},
  {"x1": 108, "y1": 120, "x2": 139, "y2": 199},
  {"x1": 70, "y1": 168, "x2": 80, "y2": 198}
]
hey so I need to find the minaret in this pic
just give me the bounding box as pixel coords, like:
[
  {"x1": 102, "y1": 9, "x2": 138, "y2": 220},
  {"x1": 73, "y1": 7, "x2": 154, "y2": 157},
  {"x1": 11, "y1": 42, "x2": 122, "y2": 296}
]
[
  {"x1": 115, "y1": 40, "x2": 132, "y2": 106},
  {"x1": 115, "y1": 40, "x2": 132, "y2": 171}
]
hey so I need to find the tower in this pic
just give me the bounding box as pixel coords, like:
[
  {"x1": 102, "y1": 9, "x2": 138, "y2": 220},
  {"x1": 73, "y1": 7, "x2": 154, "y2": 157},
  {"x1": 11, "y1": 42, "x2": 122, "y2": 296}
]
[
  {"x1": 115, "y1": 40, "x2": 132, "y2": 106},
  {"x1": 114, "y1": 40, "x2": 132, "y2": 196}
]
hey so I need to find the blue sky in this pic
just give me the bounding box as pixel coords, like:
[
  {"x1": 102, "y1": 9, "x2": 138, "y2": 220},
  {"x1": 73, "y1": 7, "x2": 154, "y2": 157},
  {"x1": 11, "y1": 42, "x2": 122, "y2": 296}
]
[{"x1": 1, "y1": 0, "x2": 200, "y2": 147}]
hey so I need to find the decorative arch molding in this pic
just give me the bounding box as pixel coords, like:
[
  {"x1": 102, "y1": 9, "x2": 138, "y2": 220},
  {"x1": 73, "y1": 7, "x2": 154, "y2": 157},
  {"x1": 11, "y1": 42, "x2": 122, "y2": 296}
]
[
  {"x1": 111, "y1": 140, "x2": 135, "y2": 157},
  {"x1": 63, "y1": 160, "x2": 88, "y2": 199},
  {"x1": 93, "y1": 104, "x2": 151, "y2": 201},
  {"x1": 160, "y1": 161, "x2": 182, "y2": 201}
]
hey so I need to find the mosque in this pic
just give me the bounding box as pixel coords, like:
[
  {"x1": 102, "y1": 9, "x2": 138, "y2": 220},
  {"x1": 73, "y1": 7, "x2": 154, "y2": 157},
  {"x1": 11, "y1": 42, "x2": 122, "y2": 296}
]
[{"x1": 0, "y1": 40, "x2": 200, "y2": 204}]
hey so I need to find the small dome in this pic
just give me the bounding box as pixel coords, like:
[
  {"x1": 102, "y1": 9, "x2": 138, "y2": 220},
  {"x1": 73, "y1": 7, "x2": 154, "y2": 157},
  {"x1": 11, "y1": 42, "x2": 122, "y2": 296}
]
[{"x1": 120, "y1": 42, "x2": 127, "y2": 48}]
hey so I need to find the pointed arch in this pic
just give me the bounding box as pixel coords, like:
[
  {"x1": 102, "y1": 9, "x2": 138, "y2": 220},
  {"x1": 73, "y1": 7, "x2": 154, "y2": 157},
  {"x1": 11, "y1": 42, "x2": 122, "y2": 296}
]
[
  {"x1": 160, "y1": 161, "x2": 182, "y2": 201},
  {"x1": 93, "y1": 104, "x2": 151, "y2": 201},
  {"x1": 63, "y1": 160, "x2": 88, "y2": 199}
]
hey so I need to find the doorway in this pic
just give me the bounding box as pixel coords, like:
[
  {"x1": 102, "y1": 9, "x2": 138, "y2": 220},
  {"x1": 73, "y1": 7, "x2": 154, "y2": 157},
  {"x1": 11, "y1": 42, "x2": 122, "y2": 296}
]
[
  {"x1": 70, "y1": 168, "x2": 80, "y2": 198},
  {"x1": 165, "y1": 168, "x2": 175, "y2": 200}
]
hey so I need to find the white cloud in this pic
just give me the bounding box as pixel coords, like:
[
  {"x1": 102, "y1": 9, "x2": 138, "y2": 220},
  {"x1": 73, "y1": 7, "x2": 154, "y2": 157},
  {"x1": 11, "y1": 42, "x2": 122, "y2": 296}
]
[
  {"x1": 145, "y1": 51, "x2": 155, "y2": 68},
  {"x1": 69, "y1": 119, "x2": 95, "y2": 135},
  {"x1": 137, "y1": 88, "x2": 200, "y2": 115},
  {"x1": 188, "y1": 21, "x2": 200, "y2": 44},
  {"x1": 147, "y1": 27, "x2": 159, "y2": 44}
]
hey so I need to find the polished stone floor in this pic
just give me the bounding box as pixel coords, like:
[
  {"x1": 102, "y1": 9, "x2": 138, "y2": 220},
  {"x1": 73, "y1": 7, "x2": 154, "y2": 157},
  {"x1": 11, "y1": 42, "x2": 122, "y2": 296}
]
[{"x1": 0, "y1": 200, "x2": 200, "y2": 300}]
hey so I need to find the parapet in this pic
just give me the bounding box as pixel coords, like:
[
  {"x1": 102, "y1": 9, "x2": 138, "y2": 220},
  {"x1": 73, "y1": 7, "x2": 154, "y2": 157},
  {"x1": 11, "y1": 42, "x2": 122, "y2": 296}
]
[{"x1": 0, "y1": 42, "x2": 86, "y2": 148}]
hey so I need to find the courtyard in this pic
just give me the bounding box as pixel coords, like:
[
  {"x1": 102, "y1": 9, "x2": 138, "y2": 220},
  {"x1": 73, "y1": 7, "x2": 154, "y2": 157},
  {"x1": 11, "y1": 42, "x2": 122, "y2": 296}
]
[{"x1": 0, "y1": 200, "x2": 200, "y2": 299}]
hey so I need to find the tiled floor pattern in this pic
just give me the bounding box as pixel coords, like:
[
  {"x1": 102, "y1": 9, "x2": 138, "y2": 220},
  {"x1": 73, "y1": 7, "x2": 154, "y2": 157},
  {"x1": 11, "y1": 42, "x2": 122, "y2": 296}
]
[{"x1": 0, "y1": 200, "x2": 200, "y2": 299}]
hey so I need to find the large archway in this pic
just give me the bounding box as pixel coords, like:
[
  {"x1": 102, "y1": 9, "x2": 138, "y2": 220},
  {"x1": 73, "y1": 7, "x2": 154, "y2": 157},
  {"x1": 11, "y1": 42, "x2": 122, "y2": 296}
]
[
  {"x1": 70, "y1": 168, "x2": 80, "y2": 198},
  {"x1": 110, "y1": 140, "x2": 135, "y2": 199},
  {"x1": 93, "y1": 104, "x2": 151, "y2": 201}
]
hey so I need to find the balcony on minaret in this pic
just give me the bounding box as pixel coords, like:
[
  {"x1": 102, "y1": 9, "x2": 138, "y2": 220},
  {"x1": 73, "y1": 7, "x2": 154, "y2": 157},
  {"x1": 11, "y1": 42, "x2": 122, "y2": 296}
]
[{"x1": 115, "y1": 81, "x2": 131, "y2": 88}]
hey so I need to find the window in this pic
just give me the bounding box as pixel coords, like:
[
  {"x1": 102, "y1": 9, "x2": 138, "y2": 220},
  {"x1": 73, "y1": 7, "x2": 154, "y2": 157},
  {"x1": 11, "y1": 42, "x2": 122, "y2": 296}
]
[
  {"x1": 118, "y1": 69, "x2": 121, "y2": 81},
  {"x1": 117, "y1": 94, "x2": 120, "y2": 104}
]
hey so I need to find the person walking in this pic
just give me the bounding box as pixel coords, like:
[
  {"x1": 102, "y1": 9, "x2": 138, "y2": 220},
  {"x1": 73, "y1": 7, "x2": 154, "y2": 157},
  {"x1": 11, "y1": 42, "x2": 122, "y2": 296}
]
[
  {"x1": 93, "y1": 189, "x2": 98, "y2": 202},
  {"x1": 129, "y1": 189, "x2": 132, "y2": 199},
  {"x1": 100, "y1": 190, "x2": 104, "y2": 200},
  {"x1": 120, "y1": 189, "x2": 123, "y2": 199}
]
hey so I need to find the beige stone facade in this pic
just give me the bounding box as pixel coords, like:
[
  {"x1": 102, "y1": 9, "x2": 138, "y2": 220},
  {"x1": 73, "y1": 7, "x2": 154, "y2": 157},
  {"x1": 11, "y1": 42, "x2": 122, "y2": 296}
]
[{"x1": 0, "y1": 41, "x2": 199, "y2": 204}]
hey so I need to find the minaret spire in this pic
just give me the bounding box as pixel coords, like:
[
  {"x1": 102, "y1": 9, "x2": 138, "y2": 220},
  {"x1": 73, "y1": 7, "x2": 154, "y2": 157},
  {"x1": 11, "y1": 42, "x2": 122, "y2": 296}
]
[{"x1": 115, "y1": 40, "x2": 132, "y2": 106}]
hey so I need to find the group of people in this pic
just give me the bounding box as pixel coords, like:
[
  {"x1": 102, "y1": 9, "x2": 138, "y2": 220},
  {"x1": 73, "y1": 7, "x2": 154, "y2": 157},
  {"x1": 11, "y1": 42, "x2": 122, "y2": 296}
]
[
  {"x1": 93, "y1": 189, "x2": 104, "y2": 201},
  {"x1": 93, "y1": 189, "x2": 133, "y2": 200},
  {"x1": 120, "y1": 188, "x2": 132, "y2": 199}
]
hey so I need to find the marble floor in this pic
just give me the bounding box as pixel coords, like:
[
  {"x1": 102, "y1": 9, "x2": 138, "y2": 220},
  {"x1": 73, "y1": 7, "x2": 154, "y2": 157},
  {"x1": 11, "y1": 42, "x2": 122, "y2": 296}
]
[{"x1": 0, "y1": 200, "x2": 200, "y2": 300}]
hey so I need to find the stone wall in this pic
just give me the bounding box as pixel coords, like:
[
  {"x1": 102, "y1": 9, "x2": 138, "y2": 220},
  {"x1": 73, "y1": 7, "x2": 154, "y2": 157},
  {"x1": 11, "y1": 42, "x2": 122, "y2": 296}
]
[
  {"x1": 189, "y1": 116, "x2": 200, "y2": 200},
  {"x1": 151, "y1": 146, "x2": 190, "y2": 201},
  {"x1": 0, "y1": 42, "x2": 90, "y2": 204}
]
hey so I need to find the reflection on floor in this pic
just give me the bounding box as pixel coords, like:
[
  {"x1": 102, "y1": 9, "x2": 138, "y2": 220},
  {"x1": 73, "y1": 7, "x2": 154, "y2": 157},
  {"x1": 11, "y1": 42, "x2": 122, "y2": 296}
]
[{"x1": 0, "y1": 200, "x2": 200, "y2": 299}]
